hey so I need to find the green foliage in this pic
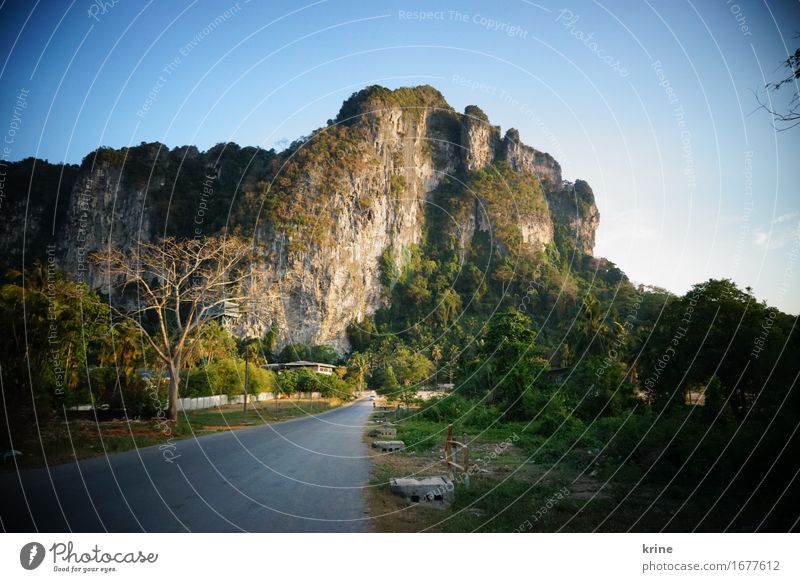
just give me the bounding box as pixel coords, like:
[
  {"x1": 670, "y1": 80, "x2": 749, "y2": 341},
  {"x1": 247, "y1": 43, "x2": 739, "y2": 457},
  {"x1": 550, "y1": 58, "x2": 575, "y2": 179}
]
[
  {"x1": 565, "y1": 355, "x2": 630, "y2": 421},
  {"x1": 277, "y1": 368, "x2": 354, "y2": 398},
  {"x1": 248, "y1": 365, "x2": 279, "y2": 395},
  {"x1": 640, "y1": 278, "x2": 798, "y2": 417},
  {"x1": 335, "y1": 85, "x2": 452, "y2": 124},
  {"x1": 309, "y1": 344, "x2": 340, "y2": 364},
  {"x1": 464, "y1": 104, "x2": 490, "y2": 123},
  {"x1": 390, "y1": 174, "x2": 406, "y2": 196},
  {"x1": 274, "y1": 343, "x2": 340, "y2": 364},
  {"x1": 183, "y1": 358, "x2": 277, "y2": 398},
  {"x1": 276, "y1": 343, "x2": 310, "y2": 362},
  {"x1": 520, "y1": 384, "x2": 574, "y2": 435},
  {"x1": 190, "y1": 321, "x2": 237, "y2": 366},
  {"x1": 464, "y1": 162, "x2": 549, "y2": 251},
  {"x1": 88, "y1": 369, "x2": 163, "y2": 418},
  {"x1": 572, "y1": 179, "x2": 596, "y2": 214},
  {"x1": 459, "y1": 309, "x2": 555, "y2": 419},
  {"x1": 184, "y1": 358, "x2": 240, "y2": 398},
  {"x1": 0, "y1": 264, "x2": 110, "y2": 409},
  {"x1": 702, "y1": 374, "x2": 733, "y2": 422},
  {"x1": 371, "y1": 365, "x2": 399, "y2": 395},
  {"x1": 347, "y1": 317, "x2": 377, "y2": 352}
]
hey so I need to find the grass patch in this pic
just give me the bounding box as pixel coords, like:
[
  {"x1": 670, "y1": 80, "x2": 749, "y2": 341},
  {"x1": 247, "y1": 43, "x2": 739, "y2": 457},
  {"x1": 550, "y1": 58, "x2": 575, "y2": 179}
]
[{"x1": 363, "y1": 415, "x2": 715, "y2": 532}]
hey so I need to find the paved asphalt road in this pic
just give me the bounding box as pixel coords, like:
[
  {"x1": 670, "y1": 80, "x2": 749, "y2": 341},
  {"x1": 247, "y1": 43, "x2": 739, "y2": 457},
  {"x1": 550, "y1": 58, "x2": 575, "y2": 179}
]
[{"x1": 0, "y1": 399, "x2": 375, "y2": 532}]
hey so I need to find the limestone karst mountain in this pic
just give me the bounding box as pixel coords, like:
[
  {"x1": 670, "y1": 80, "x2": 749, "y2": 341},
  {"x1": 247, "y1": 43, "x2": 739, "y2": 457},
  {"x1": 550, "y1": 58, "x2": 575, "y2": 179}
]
[{"x1": 0, "y1": 85, "x2": 599, "y2": 351}]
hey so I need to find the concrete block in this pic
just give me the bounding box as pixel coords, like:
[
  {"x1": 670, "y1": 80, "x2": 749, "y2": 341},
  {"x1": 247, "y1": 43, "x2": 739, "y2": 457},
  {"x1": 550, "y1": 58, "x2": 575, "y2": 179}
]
[
  {"x1": 368, "y1": 427, "x2": 397, "y2": 438},
  {"x1": 372, "y1": 440, "x2": 405, "y2": 452},
  {"x1": 389, "y1": 476, "x2": 454, "y2": 506}
]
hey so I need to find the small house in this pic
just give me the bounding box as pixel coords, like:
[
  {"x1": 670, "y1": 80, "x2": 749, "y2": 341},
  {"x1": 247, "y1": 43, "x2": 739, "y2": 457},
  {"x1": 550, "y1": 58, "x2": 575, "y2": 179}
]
[{"x1": 262, "y1": 360, "x2": 336, "y2": 375}]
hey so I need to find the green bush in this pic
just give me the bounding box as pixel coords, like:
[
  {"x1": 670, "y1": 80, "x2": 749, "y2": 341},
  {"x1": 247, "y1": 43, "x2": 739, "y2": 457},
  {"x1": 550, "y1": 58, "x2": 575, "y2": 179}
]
[
  {"x1": 183, "y1": 367, "x2": 215, "y2": 397},
  {"x1": 247, "y1": 365, "x2": 278, "y2": 395},
  {"x1": 72, "y1": 367, "x2": 164, "y2": 418},
  {"x1": 565, "y1": 356, "x2": 629, "y2": 421},
  {"x1": 520, "y1": 385, "x2": 572, "y2": 433},
  {"x1": 184, "y1": 358, "x2": 278, "y2": 398},
  {"x1": 420, "y1": 394, "x2": 472, "y2": 422},
  {"x1": 276, "y1": 368, "x2": 354, "y2": 398},
  {"x1": 463, "y1": 403, "x2": 504, "y2": 428},
  {"x1": 319, "y1": 373, "x2": 353, "y2": 398},
  {"x1": 116, "y1": 380, "x2": 164, "y2": 418},
  {"x1": 181, "y1": 358, "x2": 244, "y2": 397}
]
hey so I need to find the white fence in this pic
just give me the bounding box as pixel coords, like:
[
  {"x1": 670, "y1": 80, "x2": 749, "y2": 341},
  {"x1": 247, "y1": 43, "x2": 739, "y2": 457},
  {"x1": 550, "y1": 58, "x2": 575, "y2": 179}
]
[
  {"x1": 69, "y1": 392, "x2": 324, "y2": 413},
  {"x1": 177, "y1": 391, "x2": 322, "y2": 411},
  {"x1": 176, "y1": 394, "x2": 230, "y2": 411}
]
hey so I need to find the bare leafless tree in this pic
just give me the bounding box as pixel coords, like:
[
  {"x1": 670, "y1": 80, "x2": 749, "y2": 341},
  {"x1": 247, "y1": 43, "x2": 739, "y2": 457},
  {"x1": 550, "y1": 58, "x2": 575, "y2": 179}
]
[
  {"x1": 758, "y1": 46, "x2": 800, "y2": 131},
  {"x1": 91, "y1": 236, "x2": 251, "y2": 421}
]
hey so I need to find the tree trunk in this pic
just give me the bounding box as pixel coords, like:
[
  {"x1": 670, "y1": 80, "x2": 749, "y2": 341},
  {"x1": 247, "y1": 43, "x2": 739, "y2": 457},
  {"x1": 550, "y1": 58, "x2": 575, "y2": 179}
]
[{"x1": 167, "y1": 361, "x2": 180, "y2": 423}]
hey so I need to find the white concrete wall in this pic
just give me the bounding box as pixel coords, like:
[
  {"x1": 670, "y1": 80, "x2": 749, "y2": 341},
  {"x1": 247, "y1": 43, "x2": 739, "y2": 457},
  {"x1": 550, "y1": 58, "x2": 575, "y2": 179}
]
[
  {"x1": 177, "y1": 392, "x2": 280, "y2": 411},
  {"x1": 71, "y1": 391, "x2": 316, "y2": 413},
  {"x1": 176, "y1": 395, "x2": 228, "y2": 411}
]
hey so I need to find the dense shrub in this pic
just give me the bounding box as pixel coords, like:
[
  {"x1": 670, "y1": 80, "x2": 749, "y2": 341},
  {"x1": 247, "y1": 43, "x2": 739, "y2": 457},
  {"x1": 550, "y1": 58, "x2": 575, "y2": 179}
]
[
  {"x1": 278, "y1": 368, "x2": 354, "y2": 399},
  {"x1": 520, "y1": 386, "x2": 573, "y2": 435},
  {"x1": 565, "y1": 356, "x2": 630, "y2": 422},
  {"x1": 183, "y1": 358, "x2": 278, "y2": 398},
  {"x1": 420, "y1": 394, "x2": 472, "y2": 423}
]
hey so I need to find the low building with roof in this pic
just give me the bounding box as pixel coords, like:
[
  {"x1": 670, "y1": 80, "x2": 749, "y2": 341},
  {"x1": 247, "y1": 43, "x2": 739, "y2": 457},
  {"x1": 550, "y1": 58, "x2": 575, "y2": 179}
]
[{"x1": 262, "y1": 360, "x2": 336, "y2": 375}]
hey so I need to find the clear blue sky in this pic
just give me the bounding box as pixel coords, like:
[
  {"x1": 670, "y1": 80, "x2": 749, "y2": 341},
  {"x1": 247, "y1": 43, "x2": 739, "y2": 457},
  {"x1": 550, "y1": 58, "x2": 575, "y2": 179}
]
[{"x1": 1, "y1": 0, "x2": 798, "y2": 313}]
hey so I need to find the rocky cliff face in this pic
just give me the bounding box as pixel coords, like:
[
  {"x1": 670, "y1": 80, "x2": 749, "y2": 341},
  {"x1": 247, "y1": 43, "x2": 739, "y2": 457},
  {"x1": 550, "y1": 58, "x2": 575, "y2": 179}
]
[
  {"x1": 0, "y1": 85, "x2": 599, "y2": 352},
  {"x1": 545, "y1": 179, "x2": 600, "y2": 255},
  {"x1": 59, "y1": 167, "x2": 157, "y2": 289},
  {"x1": 500, "y1": 128, "x2": 562, "y2": 186}
]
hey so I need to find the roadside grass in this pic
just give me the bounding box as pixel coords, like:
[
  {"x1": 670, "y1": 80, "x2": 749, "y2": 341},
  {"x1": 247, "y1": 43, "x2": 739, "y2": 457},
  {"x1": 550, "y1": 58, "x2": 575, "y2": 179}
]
[
  {"x1": 185, "y1": 397, "x2": 339, "y2": 429},
  {"x1": 2, "y1": 397, "x2": 344, "y2": 471},
  {"x1": 363, "y1": 414, "x2": 740, "y2": 532}
]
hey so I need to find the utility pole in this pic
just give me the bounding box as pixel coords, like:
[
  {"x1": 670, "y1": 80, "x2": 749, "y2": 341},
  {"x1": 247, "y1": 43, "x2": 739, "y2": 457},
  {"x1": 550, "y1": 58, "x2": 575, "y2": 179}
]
[{"x1": 243, "y1": 341, "x2": 249, "y2": 422}]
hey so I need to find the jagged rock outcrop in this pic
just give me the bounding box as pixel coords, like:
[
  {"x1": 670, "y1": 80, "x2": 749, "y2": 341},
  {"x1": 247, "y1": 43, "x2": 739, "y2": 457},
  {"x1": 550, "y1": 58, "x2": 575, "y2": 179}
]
[
  {"x1": 545, "y1": 179, "x2": 600, "y2": 255},
  {"x1": 0, "y1": 85, "x2": 599, "y2": 352},
  {"x1": 500, "y1": 129, "x2": 562, "y2": 186},
  {"x1": 460, "y1": 105, "x2": 500, "y2": 171}
]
